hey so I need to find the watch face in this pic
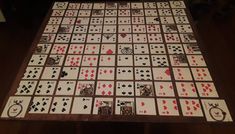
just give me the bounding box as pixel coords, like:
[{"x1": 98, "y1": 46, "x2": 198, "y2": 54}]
[
  {"x1": 210, "y1": 107, "x2": 225, "y2": 121},
  {"x1": 7, "y1": 103, "x2": 23, "y2": 118}
]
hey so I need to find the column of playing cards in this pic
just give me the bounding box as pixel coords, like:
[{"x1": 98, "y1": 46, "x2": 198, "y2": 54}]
[{"x1": 1, "y1": 1, "x2": 232, "y2": 122}]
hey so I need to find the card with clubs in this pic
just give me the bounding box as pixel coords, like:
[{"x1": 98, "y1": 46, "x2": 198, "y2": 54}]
[
  {"x1": 99, "y1": 55, "x2": 116, "y2": 66},
  {"x1": 50, "y1": 97, "x2": 72, "y2": 114},
  {"x1": 15, "y1": 80, "x2": 37, "y2": 95},
  {"x1": 22, "y1": 67, "x2": 43, "y2": 79},
  {"x1": 151, "y1": 55, "x2": 169, "y2": 67},
  {"x1": 28, "y1": 97, "x2": 52, "y2": 114},
  {"x1": 71, "y1": 97, "x2": 93, "y2": 114},
  {"x1": 149, "y1": 44, "x2": 166, "y2": 54},
  {"x1": 41, "y1": 67, "x2": 61, "y2": 79},
  {"x1": 55, "y1": 81, "x2": 76, "y2": 95},
  {"x1": 28, "y1": 55, "x2": 47, "y2": 66},
  {"x1": 35, "y1": 81, "x2": 57, "y2": 95}
]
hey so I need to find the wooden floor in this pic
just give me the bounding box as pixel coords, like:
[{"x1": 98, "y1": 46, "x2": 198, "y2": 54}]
[{"x1": 0, "y1": 2, "x2": 235, "y2": 134}]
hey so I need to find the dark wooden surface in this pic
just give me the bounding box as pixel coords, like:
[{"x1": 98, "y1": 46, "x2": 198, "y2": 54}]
[{"x1": 0, "y1": 1, "x2": 235, "y2": 134}]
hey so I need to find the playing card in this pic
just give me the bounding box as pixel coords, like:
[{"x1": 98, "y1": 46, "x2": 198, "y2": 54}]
[
  {"x1": 93, "y1": 3, "x2": 105, "y2": 9},
  {"x1": 147, "y1": 34, "x2": 163, "y2": 43},
  {"x1": 118, "y1": 33, "x2": 132, "y2": 43},
  {"x1": 173, "y1": 67, "x2": 193, "y2": 81},
  {"x1": 97, "y1": 67, "x2": 115, "y2": 80},
  {"x1": 149, "y1": 44, "x2": 166, "y2": 54},
  {"x1": 151, "y1": 55, "x2": 169, "y2": 67},
  {"x1": 119, "y1": 2, "x2": 130, "y2": 9},
  {"x1": 174, "y1": 16, "x2": 189, "y2": 24},
  {"x1": 28, "y1": 54, "x2": 47, "y2": 66},
  {"x1": 177, "y1": 25, "x2": 193, "y2": 33},
  {"x1": 154, "y1": 82, "x2": 175, "y2": 97},
  {"x1": 103, "y1": 25, "x2": 116, "y2": 33},
  {"x1": 84, "y1": 44, "x2": 100, "y2": 54},
  {"x1": 118, "y1": 9, "x2": 130, "y2": 16},
  {"x1": 73, "y1": 25, "x2": 88, "y2": 33},
  {"x1": 157, "y1": 98, "x2": 179, "y2": 116},
  {"x1": 68, "y1": 44, "x2": 84, "y2": 54},
  {"x1": 55, "y1": 81, "x2": 76, "y2": 95},
  {"x1": 167, "y1": 44, "x2": 184, "y2": 54},
  {"x1": 88, "y1": 25, "x2": 103, "y2": 33},
  {"x1": 58, "y1": 24, "x2": 74, "y2": 33},
  {"x1": 78, "y1": 10, "x2": 91, "y2": 17},
  {"x1": 71, "y1": 97, "x2": 93, "y2": 114},
  {"x1": 28, "y1": 97, "x2": 52, "y2": 114},
  {"x1": 132, "y1": 16, "x2": 145, "y2": 24},
  {"x1": 176, "y1": 82, "x2": 198, "y2": 97},
  {"x1": 1, "y1": 96, "x2": 31, "y2": 118},
  {"x1": 135, "y1": 81, "x2": 154, "y2": 96},
  {"x1": 132, "y1": 25, "x2": 146, "y2": 33},
  {"x1": 180, "y1": 33, "x2": 197, "y2": 43},
  {"x1": 50, "y1": 44, "x2": 68, "y2": 54},
  {"x1": 35, "y1": 81, "x2": 57, "y2": 95},
  {"x1": 87, "y1": 34, "x2": 102, "y2": 43},
  {"x1": 93, "y1": 98, "x2": 113, "y2": 115},
  {"x1": 183, "y1": 44, "x2": 201, "y2": 54},
  {"x1": 81, "y1": 55, "x2": 98, "y2": 67},
  {"x1": 146, "y1": 24, "x2": 161, "y2": 33},
  {"x1": 136, "y1": 98, "x2": 156, "y2": 115},
  {"x1": 144, "y1": 2, "x2": 156, "y2": 9},
  {"x1": 170, "y1": 1, "x2": 186, "y2": 8},
  {"x1": 157, "y1": 2, "x2": 170, "y2": 8},
  {"x1": 191, "y1": 68, "x2": 212, "y2": 81},
  {"x1": 39, "y1": 34, "x2": 56, "y2": 43},
  {"x1": 44, "y1": 25, "x2": 59, "y2": 33},
  {"x1": 201, "y1": 99, "x2": 232, "y2": 122},
  {"x1": 131, "y1": 9, "x2": 144, "y2": 16},
  {"x1": 158, "y1": 9, "x2": 172, "y2": 16},
  {"x1": 131, "y1": 2, "x2": 143, "y2": 9},
  {"x1": 102, "y1": 33, "x2": 116, "y2": 43},
  {"x1": 117, "y1": 55, "x2": 133, "y2": 66},
  {"x1": 118, "y1": 25, "x2": 132, "y2": 33},
  {"x1": 105, "y1": 9, "x2": 117, "y2": 16},
  {"x1": 116, "y1": 67, "x2": 133, "y2": 80},
  {"x1": 196, "y1": 82, "x2": 219, "y2": 97},
  {"x1": 71, "y1": 34, "x2": 86, "y2": 43},
  {"x1": 46, "y1": 55, "x2": 65, "y2": 66},
  {"x1": 76, "y1": 81, "x2": 95, "y2": 96},
  {"x1": 99, "y1": 55, "x2": 115, "y2": 66},
  {"x1": 160, "y1": 17, "x2": 175, "y2": 24},
  {"x1": 106, "y1": 2, "x2": 117, "y2": 9},
  {"x1": 152, "y1": 67, "x2": 171, "y2": 80},
  {"x1": 50, "y1": 97, "x2": 72, "y2": 114},
  {"x1": 115, "y1": 98, "x2": 135, "y2": 115},
  {"x1": 100, "y1": 44, "x2": 115, "y2": 54},
  {"x1": 162, "y1": 24, "x2": 178, "y2": 33},
  {"x1": 22, "y1": 67, "x2": 43, "y2": 79},
  {"x1": 169, "y1": 55, "x2": 188, "y2": 66},
  {"x1": 133, "y1": 34, "x2": 147, "y2": 43},
  {"x1": 68, "y1": 3, "x2": 80, "y2": 9},
  {"x1": 76, "y1": 17, "x2": 90, "y2": 25},
  {"x1": 34, "y1": 44, "x2": 52, "y2": 54},
  {"x1": 172, "y1": 9, "x2": 186, "y2": 16},
  {"x1": 134, "y1": 44, "x2": 149, "y2": 54},
  {"x1": 118, "y1": 17, "x2": 131, "y2": 24},
  {"x1": 80, "y1": 3, "x2": 93, "y2": 9},
  {"x1": 41, "y1": 67, "x2": 61, "y2": 79},
  {"x1": 15, "y1": 80, "x2": 37, "y2": 95},
  {"x1": 164, "y1": 33, "x2": 180, "y2": 43},
  {"x1": 135, "y1": 67, "x2": 152, "y2": 80},
  {"x1": 52, "y1": 2, "x2": 68, "y2": 9},
  {"x1": 187, "y1": 55, "x2": 207, "y2": 66},
  {"x1": 47, "y1": 17, "x2": 62, "y2": 25},
  {"x1": 145, "y1": 10, "x2": 158, "y2": 16},
  {"x1": 65, "y1": 10, "x2": 78, "y2": 17},
  {"x1": 51, "y1": 10, "x2": 65, "y2": 16},
  {"x1": 61, "y1": 17, "x2": 76, "y2": 25},
  {"x1": 104, "y1": 17, "x2": 117, "y2": 24},
  {"x1": 64, "y1": 55, "x2": 82, "y2": 67},
  {"x1": 116, "y1": 81, "x2": 134, "y2": 96},
  {"x1": 78, "y1": 67, "x2": 97, "y2": 80},
  {"x1": 118, "y1": 44, "x2": 133, "y2": 54},
  {"x1": 134, "y1": 55, "x2": 150, "y2": 66},
  {"x1": 54, "y1": 34, "x2": 71, "y2": 43},
  {"x1": 146, "y1": 17, "x2": 160, "y2": 24},
  {"x1": 180, "y1": 99, "x2": 203, "y2": 117}
]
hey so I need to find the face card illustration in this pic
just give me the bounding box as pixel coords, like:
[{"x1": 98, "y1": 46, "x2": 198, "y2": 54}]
[
  {"x1": 157, "y1": 98, "x2": 179, "y2": 116},
  {"x1": 15, "y1": 81, "x2": 37, "y2": 95},
  {"x1": 196, "y1": 82, "x2": 219, "y2": 97},
  {"x1": 84, "y1": 44, "x2": 100, "y2": 54},
  {"x1": 152, "y1": 67, "x2": 171, "y2": 80},
  {"x1": 154, "y1": 82, "x2": 175, "y2": 97},
  {"x1": 106, "y1": 2, "x2": 117, "y2": 9},
  {"x1": 183, "y1": 44, "x2": 201, "y2": 54},
  {"x1": 71, "y1": 97, "x2": 93, "y2": 114},
  {"x1": 118, "y1": 44, "x2": 133, "y2": 54},
  {"x1": 173, "y1": 67, "x2": 193, "y2": 81},
  {"x1": 146, "y1": 24, "x2": 161, "y2": 33},
  {"x1": 115, "y1": 98, "x2": 135, "y2": 115},
  {"x1": 61, "y1": 17, "x2": 76, "y2": 25},
  {"x1": 51, "y1": 44, "x2": 68, "y2": 54},
  {"x1": 116, "y1": 67, "x2": 133, "y2": 80},
  {"x1": 35, "y1": 81, "x2": 56, "y2": 95},
  {"x1": 134, "y1": 55, "x2": 151, "y2": 66},
  {"x1": 131, "y1": 9, "x2": 144, "y2": 16},
  {"x1": 64, "y1": 55, "x2": 82, "y2": 66},
  {"x1": 119, "y1": 2, "x2": 130, "y2": 9},
  {"x1": 1, "y1": 96, "x2": 31, "y2": 118},
  {"x1": 164, "y1": 33, "x2": 180, "y2": 43},
  {"x1": 118, "y1": 33, "x2": 132, "y2": 43},
  {"x1": 76, "y1": 17, "x2": 90, "y2": 25},
  {"x1": 34, "y1": 44, "x2": 52, "y2": 54},
  {"x1": 93, "y1": 98, "x2": 113, "y2": 115},
  {"x1": 135, "y1": 81, "x2": 154, "y2": 96},
  {"x1": 162, "y1": 24, "x2": 178, "y2": 33},
  {"x1": 176, "y1": 82, "x2": 198, "y2": 97},
  {"x1": 50, "y1": 97, "x2": 72, "y2": 114},
  {"x1": 180, "y1": 99, "x2": 203, "y2": 117},
  {"x1": 169, "y1": 55, "x2": 188, "y2": 66},
  {"x1": 136, "y1": 98, "x2": 156, "y2": 115},
  {"x1": 167, "y1": 44, "x2": 184, "y2": 54},
  {"x1": 81, "y1": 55, "x2": 98, "y2": 67},
  {"x1": 58, "y1": 25, "x2": 74, "y2": 33},
  {"x1": 99, "y1": 55, "x2": 115, "y2": 66},
  {"x1": 117, "y1": 55, "x2": 133, "y2": 66},
  {"x1": 41, "y1": 67, "x2": 61, "y2": 79},
  {"x1": 134, "y1": 44, "x2": 149, "y2": 54},
  {"x1": 147, "y1": 34, "x2": 163, "y2": 43},
  {"x1": 71, "y1": 34, "x2": 86, "y2": 43},
  {"x1": 44, "y1": 25, "x2": 59, "y2": 33},
  {"x1": 55, "y1": 81, "x2": 76, "y2": 95},
  {"x1": 100, "y1": 44, "x2": 115, "y2": 54},
  {"x1": 149, "y1": 44, "x2": 166, "y2": 54},
  {"x1": 28, "y1": 55, "x2": 47, "y2": 66},
  {"x1": 68, "y1": 44, "x2": 84, "y2": 54},
  {"x1": 39, "y1": 34, "x2": 56, "y2": 43},
  {"x1": 191, "y1": 68, "x2": 212, "y2": 81},
  {"x1": 97, "y1": 67, "x2": 115, "y2": 80},
  {"x1": 180, "y1": 33, "x2": 197, "y2": 43},
  {"x1": 201, "y1": 99, "x2": 232, "y2": 122},
  {"x1": 151, "y1": 55, "x2": 169, "y2": 67},
  {"x1": 22, "y1": 67, "x2": 43, "y2": 79},
  {"x1": 95, "y1": 81, "x2": 114, "y2": 96},
  {"x1": 135, "y1": 67, "x2": 152, "y2": 80},
  {"x1": 187, "y1": 55, "x2": 206, "y2": 66},
  {"x1": 46, "y1": 55, "x2": 64, "y2": 66},
  {"x1": 133, "y1": 34, "x2": 147, "y2": 43},
  {"x1": 78, "y1": 67, "x2": 97, "y2": 80},
  {"x1": 92, "y1": 9, "x2": 104, "y2": 17},
  {"x1": 76, "y1": 81, "x2": 95, "y2": 96},
  {"x1": 28, "y1": 97, "x2": 52, "y2": 114},
  {"x1": 116, "y1": 81, "x2": 134, "y2": 96}
]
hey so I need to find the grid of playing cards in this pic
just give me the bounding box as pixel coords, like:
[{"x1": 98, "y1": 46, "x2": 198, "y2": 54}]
[{"x1": 1, "y1": 1, "x2": 233, "y2": 122}]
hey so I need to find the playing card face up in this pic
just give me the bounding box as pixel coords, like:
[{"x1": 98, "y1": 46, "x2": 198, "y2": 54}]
[{"x1": 1, "y1": 1, "x2": 232, "y2": 123}]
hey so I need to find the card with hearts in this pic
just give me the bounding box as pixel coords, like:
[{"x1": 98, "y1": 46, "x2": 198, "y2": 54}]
[
  {"x1": 35, "y1": 81, "x2": 57, "y2": 95},
  {"x1": 115, "y1": 98, "x2": 135, "y2": 115},
  {"x1": 76, "y1": 81, "x2": 95, "y2": 96},
  {"x1": 152, "y1": 67, "x2": 171, "y2": 80},
  {"x1": 71, "y1": 97, "x2": 93, "y2": 114},
  {"x1": 196, "y1": 82, "x2": 219, "y2": 97},
  {"x1": 116, "y1": 81, "x2": 134, "y2": 96},
  {"x1": 157, "y1": 98, "x2": 179, "y2": 116},
  {"x1": 78, "y1": 67, "x2": 97, "y2": 80},
  {"x1": 176, "y1": 82, "x2": 198, "y2": 97},
  {"x1": 136, "y1": 98, "x2": 156, "y2": 115},
  {"x1": 135, "y1": 81, "x2": 154, "y2": 96},
  {"x1": 154, "y1": 82, "x2": 175, "y2": 97},
  {"x1": 180, "y1": 99, "x2": 203, "y2": 117},
  {"x1": 116, "y1": 67, "x2": 134, "y2": 80},
  {"x1": 191, "y1": 68, "x2": 212, "y2": 81},
  {"x1": 68, "y1": 44, "x2": 84, "y2": 54},
  {"x1": 187, "y1": 55, "x2": 206, "y2": 67},
  {"x1": 28, "y1": 97, "x2": 52, "y2": 114},
  {"x1": 173, "y1": 67, "x2": 193, "y2": 81},
  {"x1": 100, "y1": 44, "x2": 115, "y2": 54},
  {"x1": 50, "y1": 97, "x2": 72, "y2": 114},
  {"x1": 84, "y1": 44, "x2": 100, "y2": 54},
  {"x1": 55, "y1": 81, "x2": 76, "y2": 95},
  {"x1": 164, "y1": 33, "x2": 181, "y2": 43},
  {"x1": 97, "y1": 67, "x2": 115, "y2": 80},
  {"x1": 99, "y1": 55, "x2": 115, "y2": 66},
  {"x1": 93, "y1": 97, "x2": 113, "y2": 115}
]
